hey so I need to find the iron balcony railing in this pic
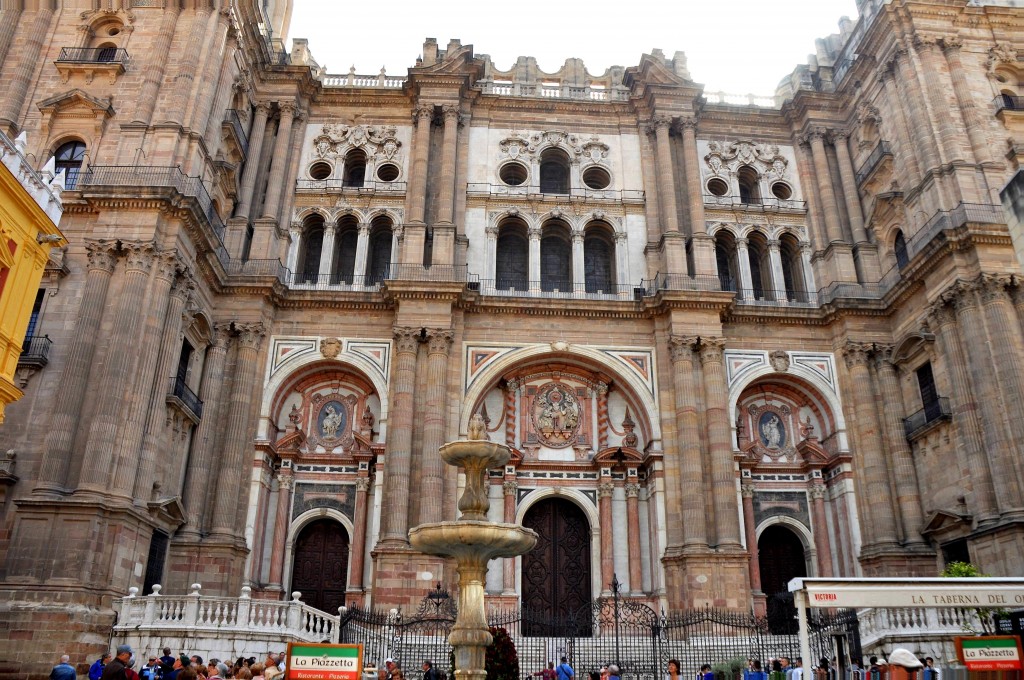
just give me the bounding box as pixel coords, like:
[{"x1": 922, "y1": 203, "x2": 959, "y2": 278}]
[
  {"x1": 222, "y1": 109, "x2": 249, "y2": 156},
  {"x1": 56, "y1": 46, "x2": 130, "y2": 65},
  {"x1": 994, "y1": 94, "x2": 1024, "y2": 114},
  {"x1": 295, "y1": 178, "x2": 407, "y2": 193},
  {"x1": 466, "y1": 183, "x2": 645, "y2": 202},
  {"x1": 855, "y1": 141, "x2": 893, "y2": 185},
  {"x1": 703, "y1": 194, "x2": 808, "y2": 211},
  {"x1": 225, "y1": 258, "x2": 289, "y2": 280},
  {"x1": 903, "y1": 397, "x2": 952, "y2": 439},
  {"x1": 18, "y1": 335, "x2": 52, "y2": 366},
  {"x1": 167, "y1": 375, "x2": 203, "y2": 420},
  {"x1": 288, "y1": 271, "x2": 386, "y2": 290},
  {"x1": 386, "y1": 264, "x2": 468, "y2": 282},
  {"x1": 473, "y1": 278, "x2": 638, "y2": 300}
]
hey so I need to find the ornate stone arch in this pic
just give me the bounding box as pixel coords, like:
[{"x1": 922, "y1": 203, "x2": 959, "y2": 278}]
[
  {"x1": 294, "y1": 206, "x2": 332, "y2": 225},
  {"x1": 754, "y1": 515, "x2": 817, "y2": 576},
  {"x1": 708, "y1": 221, "x2": 742, "y2": 238}
]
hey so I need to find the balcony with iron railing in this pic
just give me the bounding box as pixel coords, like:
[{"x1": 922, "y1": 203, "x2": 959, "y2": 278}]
[
  {"x1": 167, "y1": 375, "x2": 203, "y2": 423},
  {"x1": 295, "y1": 178, "x2": 407, "y2": 194},
  {"x1": 472, "y1": 277, "x2": 638, "y2": 300},
  {"x1": 903, "y1": 397, "x2": 952, "y2": 440},
  {"x1": 703, "y1": 194, "x2": 807, "y2": 212},
  {"x1": 466, "y1": 183, "x2": 645, "y2": 202},
  {"x1": 222, "y1": 109, "x2": 249, "y2": 157},
  {"x1": 56, "y1": 46, "x2": 130, "y2": 66},
  {"x1": 994, "y1": 94, "x2": 1024, "y2": 114},
  {"x1": 855, "y1": 141, "x2": 893, "y2": 185},
  {"x1": 18, "y1": 335, "x2": 52, "y2": 369}
]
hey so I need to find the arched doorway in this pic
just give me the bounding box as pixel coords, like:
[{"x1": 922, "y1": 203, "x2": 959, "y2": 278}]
[
  {"x1": 291, "y1": 519, "x2": 350, "y2": 613},
  {"x1": 758, "y1": 524, "x2": 807, "y2": 633},
  {"x1": 521, "y1": 498, "x2": 591, "y2": 631}
]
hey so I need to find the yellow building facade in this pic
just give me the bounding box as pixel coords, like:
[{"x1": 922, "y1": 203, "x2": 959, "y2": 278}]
[{"x1": 0, "y1": 130, "x2": 64, "y2": 422}]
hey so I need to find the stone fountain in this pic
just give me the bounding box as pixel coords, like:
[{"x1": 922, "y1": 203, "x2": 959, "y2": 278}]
[{"x1": 409, "y1": 414, "x2": 537, "y2": 680}]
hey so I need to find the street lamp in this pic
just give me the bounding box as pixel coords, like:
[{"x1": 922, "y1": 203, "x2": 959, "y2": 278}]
[{"x1": 610, "y1": 573, "x2": 621, "y2": 670}]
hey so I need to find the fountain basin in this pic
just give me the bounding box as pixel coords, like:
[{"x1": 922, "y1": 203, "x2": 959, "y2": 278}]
[
  {"x1": 409, "y1": 520, "x2": 537, "y2": 562},
  {"x1": 439, "y1": 440, "x2": 510, "y2": 471}
]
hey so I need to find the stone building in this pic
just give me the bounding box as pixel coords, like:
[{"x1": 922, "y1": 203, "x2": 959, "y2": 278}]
[{"x1": 1, "y1": 0, "x2": 1024, "y2": 674}]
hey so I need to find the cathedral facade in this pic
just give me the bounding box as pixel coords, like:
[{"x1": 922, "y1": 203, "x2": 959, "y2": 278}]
[{"x1": 2, "y1": 0, "x2": 1024, "y2": 674}]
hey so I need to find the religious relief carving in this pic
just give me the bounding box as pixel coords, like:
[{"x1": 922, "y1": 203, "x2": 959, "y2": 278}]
[
  {"x1": 320, "y1": 337, "x2": 342, "y2": 359},
  {"x1": 313, "y1": 123, "x2": 403, "y2": 164},
  {"x1": 704, "y1": 139, "x2": 789, "y2": 182},
  {"x1": 746, "y1": 402, "x2": 796, "y2": 462},
  {"x1": 361, "y1": 405, "x2": 375, "y2": 437},
  {"x1": 531, "y1": 382, "x2": 582, "y2": 448},
  {"x1": 769, "y1": 350, "x2": 790, "y2": 373},
  {"x1": 307, "y1": 392, "x2": 358, "y2": 452}
]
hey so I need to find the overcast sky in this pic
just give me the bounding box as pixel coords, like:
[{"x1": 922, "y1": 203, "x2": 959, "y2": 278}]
[{"x1": 287, "y1": 0, "x2": 860, "y2": 95}]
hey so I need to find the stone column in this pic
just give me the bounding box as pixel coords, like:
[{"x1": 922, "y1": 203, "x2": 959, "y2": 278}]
[
  {"x1": 277, "y1": 110, "x2": 307, "y2": 230},
  {"x1": 892, "y1": 47, "x2": 944, "y2": 185},
  {"x1": 735, "y1": 238, "x2": 753, "y2": 299},
  {"x1": 209, "y1": 323, "x2": 266, "y2": 538},
  {"x1": 794, "y1": 140, "x2": 829, "y2": 251},
  {"x1": 377, "y1": 327, "x2": 420, "y2": 545},
  {"x1": 700, "y1": 338, "x2": 742, "y2": 549},
  {"x1": 261, "y1": 103, "x2": 296, "y2": 220},
  {"x1": 625, "y1": 482, "x2": 643, "y2": 594},
  {"x1": 347, "y1": 476, "x2": 372, "y2": 596},
  {"x1": 504, "y1": 379, "x2": 518, "y2": 448},
  {"x1": 913, "y1": 35, "x2": 963, "y2": 167},
  {"x1": 942, "y1": 37, "x2": 991, "y2": 164},
  {"x1": 740, "y1": 483, "x2": 763, "y2": 598},
  {"x1": 766, "y1": 239, "x2": 785, "y2": 299},
  {"x1": 167, "y1": 7, "x2": 213, "y2": 125},
  {"x1": 875, "y1": 68, "x2": 921, "y2": 191},
  {"x1": 318, "y1": 223, "x2": 336, "y2": 283},
  {"x1": 927, "y1": 301, "x2": 999, "y2": 522},
  {"x1": 484, "y1": 226, "x2": 498, "y2": 282},
  {"x1": 615, "y1": 231, "x2": 630, "y2": 289},
  {"x1": 354, "y1": 223, "x2": 370, "y2": 283},
  {"x1": 596, "y1": 383, "x2": 609, "y2": 450},
  {"x1": 419, "y1": 329, "x2": 454, "y2": 525},
  {"x1": 435, "y1": 104, "x2": 460, "y2": 226},
  {"x1": 800, "y1": 244, "x2": 816, "y2": 297},
  {"x1": 872, "y1": 348, "x2": 927, "y2": 546},
  {"x1": 808, "y1": 485, "x2": 834, "y2": 577},
  {"x1": 128, "y1": 263, "x2": 193, "y2": 500},
  {"x1": 680, "y1": 117, "x2": 714, "y2": 275},
  {"x1": 0, "y1": 7, "x2": 53, "y2": 131},
  {"x1": 947, "y1": 281, "x2": 1023, "y2": 514},
  {"x1": 806, "y1": 129, "x2": 844, "y2": 244},
  {"x1": 502, "y1": 479, "x2": 517, "y2": 595},
  {"x1": 407, "y1": 104, "x2": 434, "y2": 224},
  {"x1": 831, "y1": 130, "x2": 868, "y2": 245},
  {"x1": 267, "y1": 470, "x2": 294, "y2": 589},
  {"x1": 528, "y1": 226, "x2": 541, "y2": 289},
  {"x1": 571, "y1": 231, "x2": 585, "y2": 292},
  {"x1": 133, "y1": 5, "x2": 182, "y2": 124},
  {"x1": 0, "y1": 8, "x2": 22, "y2": 67},
  {"x1": 841, "y1": 341, "x2": 899, "y2": 549},
  {"x1": 651, "y1": 116, "x2": 680, "y2": 234},
  {"x1": 36, "y1": 241, "x2": 118, "y2": 492},
  {"x1": 667, "y1": 336, "x2": 706, "y2": 549},
  {"x1": 180, "y1": 324, "x2": 232, "y2": 535},
  {"x1": 598, "y1": 481, "x2": 614, "y2": 594},
  {"x1": 78, "y1": 243, "x2": 157, "y2": 493},
  {"x1": 236, "y1": 103, "x2": 271, "y2": 221}
]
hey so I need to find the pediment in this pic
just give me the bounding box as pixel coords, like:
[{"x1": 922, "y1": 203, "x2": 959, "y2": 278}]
[
  {"x1": 921, "y1": 509, "x2": 972, "y2": 537},
  {"x1": 624, "y1": 53, "x2": 689, "y2": 89},
  {"x1": 148, "y1": 495, "x2": 187, "y2": 529},
  {"x1": 37, "y1": 89, "x2": 114, "y2": 117},
  {"x1": 796, "y1": 438, "x2": 830, "y2": 464},
  {"x1": 413, "y1": 44, "x2": 483, "y2": 79},
  {"x1": 593, "y1": 446, "x2": 644, "y2": 465}
]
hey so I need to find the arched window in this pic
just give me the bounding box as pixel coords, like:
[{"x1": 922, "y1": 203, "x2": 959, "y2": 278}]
[
  {"x1": 737, "y1": 166, "x2": 761, "y2": 204},
  {"x1": 894, "y1": 229, "x2": 909, "y2": 269},
  {"x1": 539, "y1": 148, "x2": 570, "y2": 194},
  {"x1": 96, "y1": 42, "x2": 117, "y2": 62},
  {"x1": 332, "y1": 214, "x2": 359, "y2": 285},
  {"x1": 584, "y1": 224, "x2": 615, "y2": 294},
  {"x1": 779, "y1": 234, "x2": 806, "y2": 302},
  {"x1": 714, "y1": 231, "x2": 738, "y2": 292},
  {"x1": 343, "y1": 149, "x2": 367, "y2": 187},
  {"x1": 495, "y1": 218, "x2": 529, "y2": 291},
  {"x1": 747, "y1": 231, "x2": 772, "y2": 300},
  {"x1": 540, "y1": 220, "x2": 572, "y2": 291},
  {"x1": 55, "y1": 140, "x2": 86, "y2": 190},
  {"x1": 365, "y1": 216, "x2": 393, "y2": 285},
  {"x1": 298, "y1": 215, "x2": 325, "y2": 283}
]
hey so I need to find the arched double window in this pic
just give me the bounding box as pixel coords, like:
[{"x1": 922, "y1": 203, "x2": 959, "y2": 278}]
[
  {"x1": 746, "y1": 231, "x2": 771, "y2": 300},
  {"x1": 495, "y1": 217, "x2": 529, "y2": 291},
  {"x1": 584, "y1": 223, "x2": 616, "y2": 294},
  {"x1": 539, "y1": 148, "x2": 570, "y2": 195},
  {"x1": 365, "y1": 215, "x2": 393, "y2": 285},
  {"x1": 714, "y1": 231, "x2": 739, "y2": 292},
  {"x1": 540, "y1": 220, "x2": 572, "y2": 291},
  {"x1": 894, "y1": 229, "x2": 909, "y2": 269},
  {"x1": 297, "y1": 214, "x2": 325, "y2": 283},
  {"x1": 332, "y1": 214, "x2": 359, "y2": 285},
  {"x1": 737, "y1": 166, "x2": 761, "y2": 204},
  {"x1": 343, "y1": 149, "x2": 367, "y2": 187},
  {"x1": 55, "y1": 140, "x2": 87, "y2": 190},
  {"x1": 779, "y1": 234, "x2": 806, "y2": 302}
]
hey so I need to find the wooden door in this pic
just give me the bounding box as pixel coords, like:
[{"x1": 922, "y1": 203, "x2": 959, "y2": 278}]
[
  {"x1": 522, "y1": 498, "x2": 591, "y2": 634},
  {"x1": 291, "y1": 519, "x2": 350, "y2": 613}
]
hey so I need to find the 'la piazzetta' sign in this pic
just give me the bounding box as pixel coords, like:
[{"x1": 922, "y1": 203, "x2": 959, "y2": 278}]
[
  {"x1": 287, "y1": 643, "x2": 364, "y2": 680},
  {"x1": 804, "y1": 585, "x2": 1024, "y2": 608},
  {"x1": 956, "y1": 636, "x2": 1024, "y2": 671}
]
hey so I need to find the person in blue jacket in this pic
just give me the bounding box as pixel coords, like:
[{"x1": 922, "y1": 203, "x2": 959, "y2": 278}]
[{"x1": 90, "y1": 654, "x2": 112, "y2": 680}]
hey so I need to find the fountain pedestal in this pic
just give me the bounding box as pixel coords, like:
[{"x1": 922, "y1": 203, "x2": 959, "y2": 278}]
[{"x1": 409, "y1": 419, "x2": 537, "y2": 680}]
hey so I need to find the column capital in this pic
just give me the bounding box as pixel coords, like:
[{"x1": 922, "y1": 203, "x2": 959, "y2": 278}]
[
  {"x1": 122, "y1": 241, "x2": 156, "y2": 273},
  {"x1": 212, "y1": 322, "x2": 233, "y2": 349},
  {"x1": 942, "y1": 36, "x2": 964, "y2": 53},
  {"x1": 698, "y1": 337, "x2": 727, "y2": 364},
  {"x1": 678, "y1": 116, "x2": 699, "y2": 132},
  {"x1": 940, "y1": 279, "x2": 980, "y2": 312},
  {"x1": 235, "y1": 322, "x2": 267, "y2": 350},
  {"x1": 277, "y1": 101, "x2": 297, "y2": 117},
  {"x1": 441, "y1": 104, "x2": 461, "y2": 122},
  {"x1": 741, "y1": 482, "x2": 756, "y2": 498},
  {"x1": 625, "y1": 482, "x2": 640, "y2": 498},
  {"x1": 254, "y1": 101, "x2": 272, "y2": 116},
  {"x1": 841, "y1": 340, "x2": 872, "y2": 368},
  {"x1": 356, "y1": 477, "x2": 372, "y2": 493},
  {"x1": 393, "y1": 326, "x2": 422, "y2": 354},
  {"x1": 598, "y1": 481, "x2": 614, "y2": 498},
  {"x1": 170, "y1": 269, "x2": 196, "y2": 301},
  {"x1": 503, "y1": 480, "x2": 518, "y2": 496},
  {"x1": 424, "y1": 328, "x2": 454, "y2": 355},
  {"x1": 766, "y1": 238, "x2": 781, "y2": 250},
  {"x1": 413, "y1": 103, "x2": 434, "y2": 123},
  {"x1": 734, "y1": 237, "x2": 749, "y2": 249},
  {"x1": 977, "y1": 273, "x2": 1012, "y2": 305},
  {"x1": 85, "y1": 239, "x2": 118, "y2": 273},
  {"x1": 668, "y1": 335, "x2": 699, "y2": 362},
  {"x1": 485, "y1": 225, "x2": 499, "y2": 237},
  {"x1": 808, "y1": 484, "x2": 827, "y2": 500},
  {"x1": 871, "y1": 343, "x2": 895, "y2": 368},
  {"x1": 807, "y1": 126, "x2": 829, "y2": 142},
  {"x1": 647, "y1": 114, "x2": 674, "y2": 135},
  {"x1": 277, "y1": 472, "x2": 294, "y2": 491},
  {"x1": 528, "y1": 226, "x2": 542, "y2": 240},
  {"x1": 912, "y1": 33, "x2": 941, "y2": 53},
  {"x1": 505, "y1": 377, "x2": 520, "y2": 393},
  {"x1": 596, "y1": 381, "x2": 609, "y2": 396},
  {"x1": 155, "y1": 249, "x2": 181, "y2": 282},
  {"x1": 926, "y1": 300, "x2": 957, "y2": 328},
  {"x1": 829, "y1": 128, "x2": 851, "y2": 143},
  {"x1": 571, "y1": 230, "x2": 584, "y2": 243}
]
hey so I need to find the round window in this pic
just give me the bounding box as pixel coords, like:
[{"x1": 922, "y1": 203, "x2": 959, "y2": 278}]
[
  {"x1": 581, "y1": 166, "x2": 611, "y2": 190},
  {"x1": 707, "y1": 177, "x2": 729, "y2": 197},
  {"x1": 309, "y1": 161, "x2": 332, "y2": 180},
  {"x1": 499, "y1": 162, "x2": 528, "y2": 186},
  {"x1": 770, "y1": 182, "x2": 793, "y2": 200},
  {"x1": 376, "y1": 163, "x2": 400, "y2": 182}
]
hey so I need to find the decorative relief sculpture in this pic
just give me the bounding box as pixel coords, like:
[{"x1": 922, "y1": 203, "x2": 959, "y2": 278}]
[
  {"x1": 531, "y1": 382, "x2": 582, "y2": 448},
  {"x1": 704, "y1": 140, "x2": 789, "y2": 180},
  {"x1": 746, "y1": 402, "x2": 796, "y2": 462},
  {"x1": 312, "y1": 124, "x2": 402, "y2": 163},
  {"x1": 498, "y1": 130, "x2": 609, "y2": 166},
  {"x1": 307, "y1": 392, "x2": 358, "y2": 452},
  {"x1": 320, "y1": 337, "x2": 342, "y2": 359}
]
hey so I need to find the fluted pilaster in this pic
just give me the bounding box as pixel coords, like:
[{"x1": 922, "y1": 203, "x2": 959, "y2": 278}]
[
  {"x1": 419, "y1": 328, "x2": 454, "y2": 524},
  {"x1": 700, "y1": 338, "x2": 742, "y2": 548},
  {"x1": 377, "y1": 327, "x2": 420, "y2": 544},
  {"x1": 236, "y1": 103, "x2": 271, "y2": 220},
  {"x1": 668, "y1": 335, "x2": 706, "y2": 550}
]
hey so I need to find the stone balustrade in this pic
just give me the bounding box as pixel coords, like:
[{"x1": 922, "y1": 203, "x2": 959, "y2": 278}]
[
  {"x1": 112, "y1": 585, "x2": 340, "y2": 659},
  {"x1": 858, "y1": 607, "x2": 984, "y2": 660}
]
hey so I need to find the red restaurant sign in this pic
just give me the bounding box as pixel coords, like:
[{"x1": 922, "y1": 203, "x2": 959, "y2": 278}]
[{"x1": 955, "y1": 636, "x2": 1024, "y2": 671}]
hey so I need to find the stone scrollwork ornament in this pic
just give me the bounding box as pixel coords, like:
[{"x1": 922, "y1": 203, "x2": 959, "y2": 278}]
[{"x1": 320, "y1": 337, "x2": 342, "y2": 359}]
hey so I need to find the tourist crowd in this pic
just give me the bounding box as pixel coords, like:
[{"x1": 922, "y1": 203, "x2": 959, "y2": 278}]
[{"x1": 51, "y1": 646, "x2": 290, "y2": 680}]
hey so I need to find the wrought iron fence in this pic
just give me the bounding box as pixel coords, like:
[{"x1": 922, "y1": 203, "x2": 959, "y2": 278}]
[{"x1": 336, "y1": 595, "x2": 859, "y2": 680}]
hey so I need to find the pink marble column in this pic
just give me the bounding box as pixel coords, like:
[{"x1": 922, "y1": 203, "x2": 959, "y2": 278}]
[
  {"x1": 700, "y1": 338, "x2": 742, "y2": 548},
  {"x1": 502, "y1": 479, "x2": 517, "y2": 595},
  {"x1": 267, "y1": 469, "x2": 294, "y2": 591},
  {"x1": 598, "y1": 480, "x2": 614, "y2": 594},
  {"x1": 625, "y1": 481, "x2": 643, "y2": 594},
  {"x1": 809, "y1": 484, "x2": 834, "y2": 577},
  {"x1": 347, "y1": 476, "x2": 372, "y2": 599},
  {"x1": 741, "y1": 483, "x2": 765, "y2": 615},
  {"x1": 596, "y1": 383, "x2": 609, "y2": 450}
]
